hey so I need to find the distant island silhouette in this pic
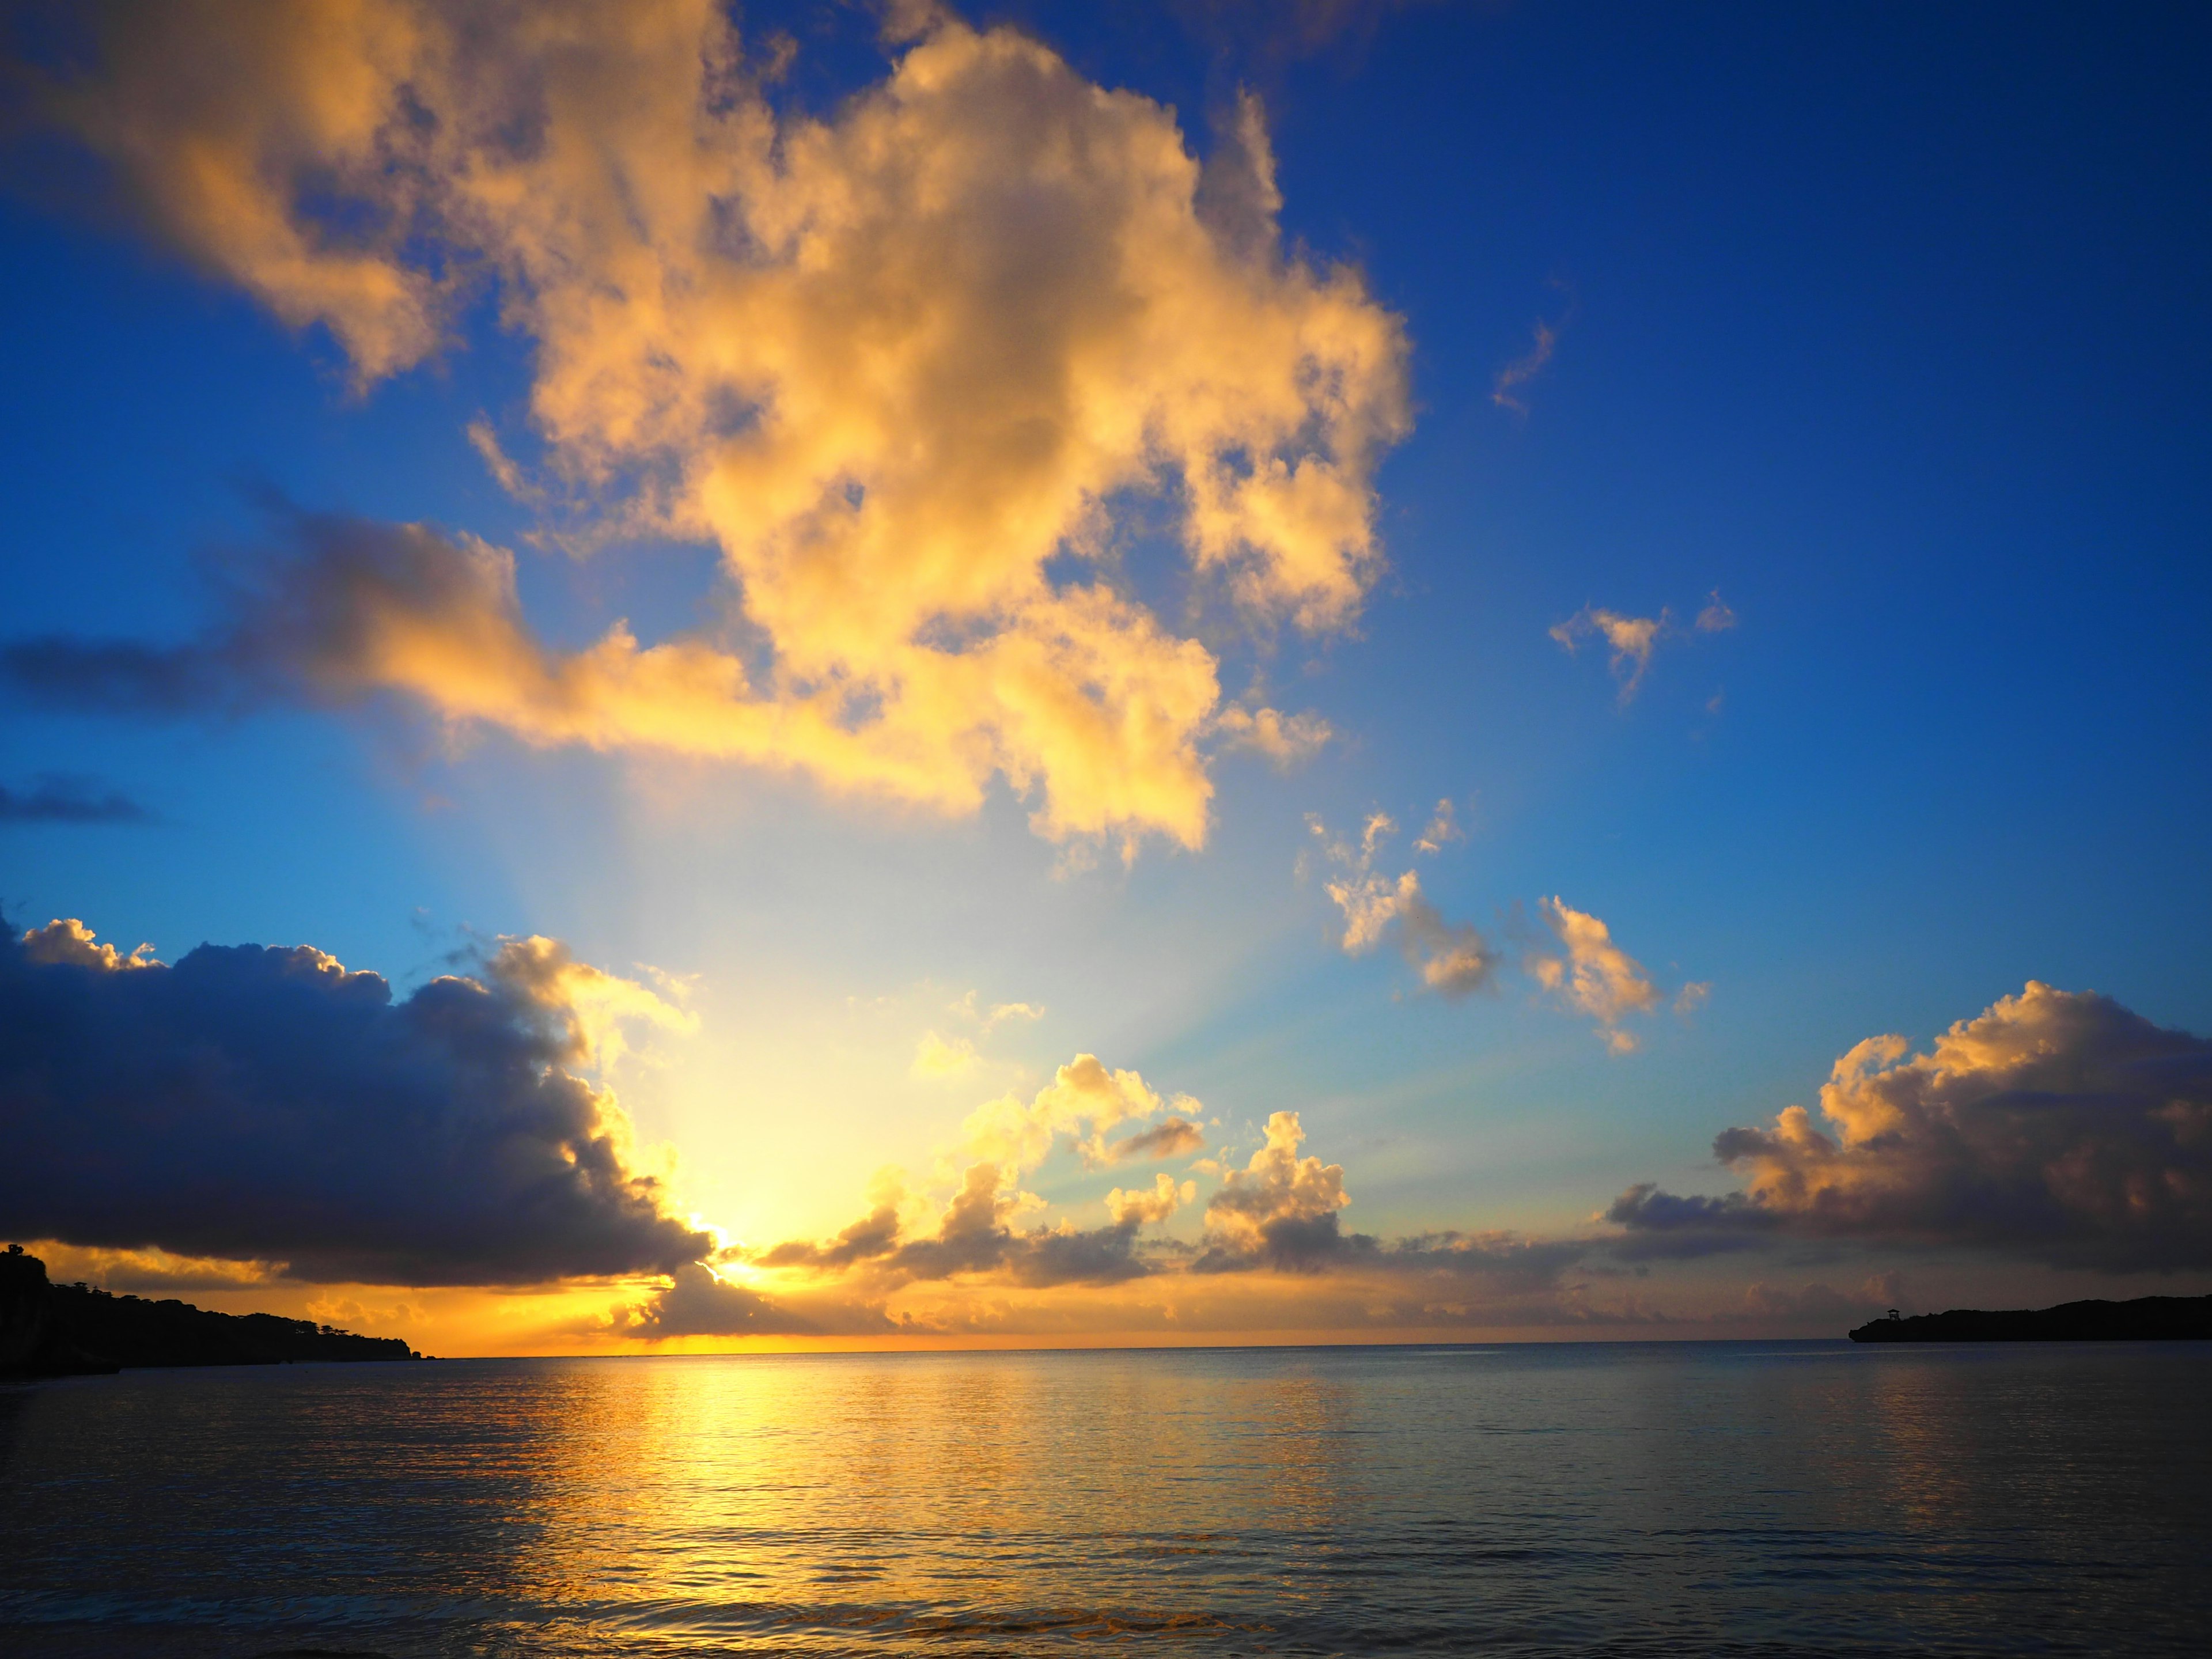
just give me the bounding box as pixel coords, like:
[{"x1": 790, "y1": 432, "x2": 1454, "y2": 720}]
[
  {"x1": 2, "y1": 1245, "x2": 420, "y2": 1376},
  {"x1": 1850, "y1": 1294, "x2": 2212, "y2": 1343}
]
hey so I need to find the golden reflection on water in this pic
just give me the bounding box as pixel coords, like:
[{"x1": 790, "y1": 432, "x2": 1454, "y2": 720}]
[
  {"x1": 5, "y1": 1344, "x2": 2211, "y2": 1656},
  {"x1": 508, "y1": 1353, "x2": 1374, "y2": 1635}
]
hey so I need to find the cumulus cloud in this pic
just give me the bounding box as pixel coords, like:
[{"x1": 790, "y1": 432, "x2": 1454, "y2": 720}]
[
  {"x1": 882, "y1": 1161, "x2": 1165, "y2": 1287},
  {"x1": 1550, "y1": 594, "x2": 1734, "y2": 704},
  {"x1": 1106, "y1": 1172, "x2": 1196, "y2": 1227},
  {"x1": 0, "y1": 911, "x2": 709, "y2": 1285},
  {"x1": 19, "y1": 916, "x2": 158, "y2": 972},
  {"x1": 0, "y1": 774, "x2": 150, "y2": 824},
  {"x1": 1614, "y1": 983, "x2": 2212, "y2": 1271},
  {"x1": 1195, "y1": 1111, "x2": 1355, "y2": 1270},
  {"x1": 14, "y1": 3, "x2": 1410, "y2": 853},
  {"x1": 960, "y1": 1052, "x2": 1196, "y2": 1172},
  {"x1": 1527, "y1": 897, "x2": 1660, "y2": 1052},
  {"x1": 739, "y1": 1071, "x2": 1637, "y2": 1328},
  {"x1": 1309, "y1": 813, "x2": 1498, "y2": 997},
  {"x1": 609, "y1": 1262, "x2": 820, "y2": 1338}
]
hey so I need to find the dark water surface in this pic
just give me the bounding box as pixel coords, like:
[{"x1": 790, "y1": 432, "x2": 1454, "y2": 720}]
[{"x1": 3, "y1": 1342, "x2": 2207, "y2": 1657}]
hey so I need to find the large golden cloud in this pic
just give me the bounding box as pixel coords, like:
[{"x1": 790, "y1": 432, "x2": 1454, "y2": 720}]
[{"x1": 33, "y1": 1, "x2": 1409, "y2": 850}]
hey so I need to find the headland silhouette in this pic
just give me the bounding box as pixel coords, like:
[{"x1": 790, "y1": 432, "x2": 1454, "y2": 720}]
[
  {"x1": 1850, "y1": 1294, "x2": 2212, "y2": 1343},
  {"x1": 1, "y1": 1244, "x2": 419, "y2": 1376}
]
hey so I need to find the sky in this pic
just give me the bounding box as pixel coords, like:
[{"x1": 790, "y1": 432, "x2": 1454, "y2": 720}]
[{"x1": 2, "y1": 0, "x2": 2209, "y2": 1355}]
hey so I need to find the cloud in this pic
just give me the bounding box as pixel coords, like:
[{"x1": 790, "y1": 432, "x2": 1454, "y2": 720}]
[
  {"x1": 755, "y1": 1177, "x2": 907, "y2": 1273},
  {"x1": 19, "y1": 916, "x2": 158, "y2": 972},
  {"x1": 1213, "y1": 703, "x2": 1333, "y2": 769},
  {"x1": 942, "y1": 990, "x2": 1044, "y2": 1036},
  {"x1": 1412, "y1": 797, "x2": 1463, "y2": 854},
  {"x1": 0, "y1": 911, "x2": 709, "y2": 1285},
  {"x1": 1615, "y1": 983, "x2": 2212, "y2": 1272},
  {"x1": 23, "y1": 1240, "x2": 283, "y2": 1294},
  {"x1": 0, "y1": 774, "x2": 150, "y2": 824},
  {"x1": 1550, "y1": 594, "x2": 1734, "y2": 704},
  {"x1": 1107, "y1": 1115, "x2": 1207, "y2": 1164},
  {"x1": 959, "y1": 1052, "x2": 1195, "y2": 1172},
  {"x1": 609, "y1": 1262, "x2": 820, "y2": 1338},
  {"x1": 911, "y1": 1030, "x2": 979, "y2": 1079},
  {"x1": 1195, "y1": 1111, "x2": 1357, "y2": 1271},
  {"x1": 1600, "y1": 1183, "x2": 1776, "y2": 1259},
  {"x1": 16, "y1": 5, "x2": 1410, "y2": 854},
  {"x1": 884, "y1": 1161, "x2": 1163, "y2": 1287},
  {"x1": 1309, "y1": 822, "x2": 1684, "y2": 1039},
  {"x1": 1549, "y1": 607, "x2": 1665, "y2": 701},
  {"x1": 1527, "y1": 897, "x2": 1660, "y2": 1051},
  {"x1": 1491, "y1": 319, "x2": 1558, "y2": 416},
  {"x1": 755, "y1": 1062, "x2": 1205, "y2": 1293},
  {"x1": 1106, "y1": 1172, "x2": 1196, "y2": 1227},
  {"x1": 1310, "y1": 813, "x2": 1498, "y2": 997}
]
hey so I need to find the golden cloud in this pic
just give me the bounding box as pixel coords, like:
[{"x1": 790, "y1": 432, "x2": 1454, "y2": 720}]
[{"x1": 31, "y1": 2, "x2": 1408, "y2": 851}]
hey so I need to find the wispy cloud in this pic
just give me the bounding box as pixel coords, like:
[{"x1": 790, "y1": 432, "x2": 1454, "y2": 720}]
[
  {"x1": 1309, "y1": 812, "x2": 1499, "y2": 996},
  {"x1": 1491, "y1": 319, "x2": 1560, "y2": 416},
  {"x1": 1550, "y1": 592, "x2": 1736, "y2": 704},
  {"x1": 1412, "y1": 797, "x2": 1464, "y2": 854},
  {"x1": 0, "y1": 773, "x2": 151, "y2": 824}
]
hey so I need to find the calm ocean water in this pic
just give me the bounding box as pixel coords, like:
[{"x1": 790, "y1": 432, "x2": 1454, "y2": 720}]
[{"x1": 3, "y1": 1341, "x2": 2207, "y2": 1657}]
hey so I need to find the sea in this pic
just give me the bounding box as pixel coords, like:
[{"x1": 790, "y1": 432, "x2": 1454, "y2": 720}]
[{"x1": 3, "y1": 1341, "x2": 2207, "y2": 1657}]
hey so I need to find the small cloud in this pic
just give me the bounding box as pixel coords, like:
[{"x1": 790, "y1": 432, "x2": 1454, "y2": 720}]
[
  {"x1": 1310, "y1": 813, "x2": 1498, "y2": 996},
  {"x1": 911, "y1": 1030, "x2": 979, "y2": 1080},
  {"x1": 1491, "y1": 319, "x2": 1559, "y2": 418},
  {"x1": 1412, "y1": 797, "x2": 1464, "y2": 855},
  {"x1": 1675, "y1": 982, "x2": 1711, "y2": 1017},
  {"x1": 1105, "y1": 1173, "x2": 1195, "y2": 1228},
  {"x1": 1215, "y1": 704, "x2": 1332, "y2": 769},
  {"x1": 464, "y1": 418, "x2": 541, "y2": 504},
  {"x1": 1550, "y1": 607, "x2": 1667, "y2": 702},
  {"x1": 1527, "y1": 897, "x2": 1660, "y2": 1051},
  {"x1": 1107, "y1": 1116, "x2": 1207, "y2": 1165},
  {"x1": 1552, "y1": 594, "x2": 1736, "y2": 705},
  {"x1": 0, "y1": 774, "x2": 152, "y2": 825}
]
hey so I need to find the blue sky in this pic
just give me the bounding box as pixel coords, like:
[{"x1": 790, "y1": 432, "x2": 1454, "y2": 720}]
[{"x1": 3, "y1": 1, "x2": 2209, "y2": 1349}]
